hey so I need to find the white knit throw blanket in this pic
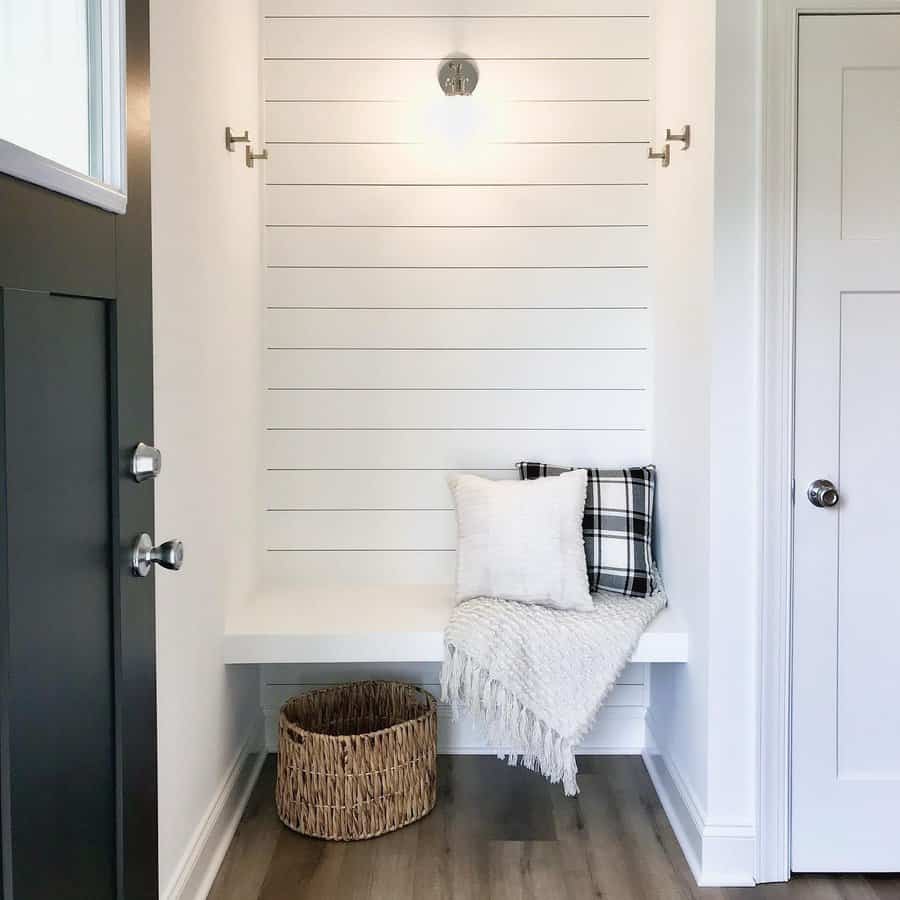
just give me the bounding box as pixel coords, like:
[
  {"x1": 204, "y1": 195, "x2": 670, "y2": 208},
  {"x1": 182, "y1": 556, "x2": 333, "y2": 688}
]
[{"x1": 440, "y1": 589, "x2": 666, "y2": 796}]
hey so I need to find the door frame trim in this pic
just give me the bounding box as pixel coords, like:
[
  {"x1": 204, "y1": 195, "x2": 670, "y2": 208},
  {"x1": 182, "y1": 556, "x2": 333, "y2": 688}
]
[{"x1": 758, "y1": 1, "x2": 900, "y2": 883}]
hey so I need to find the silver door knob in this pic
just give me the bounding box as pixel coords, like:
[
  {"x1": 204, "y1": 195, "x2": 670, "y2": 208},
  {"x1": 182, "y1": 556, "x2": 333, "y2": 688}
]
[
  {"x1": 807, "y1": 479, "x2": 839, "y2": 508},
  {"x1": 131, "y1": 442, "x2": 162, "y2": 482},
  {"x1": 131, "y1": 533, "x2": 184, "y2": 576}
]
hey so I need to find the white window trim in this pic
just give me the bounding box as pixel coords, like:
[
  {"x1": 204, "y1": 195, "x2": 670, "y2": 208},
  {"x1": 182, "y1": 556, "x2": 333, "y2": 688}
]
[
  {"x1": 758, "y1": 0, "x2": 900, "y2": 884},
  {"x1": 0, "y1": 0, "x2": 127, "y2": 214}
]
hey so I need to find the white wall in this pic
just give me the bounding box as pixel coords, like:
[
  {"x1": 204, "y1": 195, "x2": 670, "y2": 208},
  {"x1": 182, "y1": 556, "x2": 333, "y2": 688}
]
[
  {"x1": 150, "y1": 0, "x2": 263, "y2": 895},
  {"x1": 706, "y1": 0, "x2": 761, "y2": 839},
  {"x1": 648, "y1": 0, "x2": 715, "y2": 811},
  {"x1": 647, "y1": 0, "x2": 761, "y2": 885},
  {"x1": 259, "y1": 0, "x2": 654, "y2": 594}
]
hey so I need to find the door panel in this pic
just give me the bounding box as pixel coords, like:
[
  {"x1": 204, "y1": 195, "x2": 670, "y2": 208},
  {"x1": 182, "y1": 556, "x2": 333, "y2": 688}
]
[
  {"x1": 2, "y1": 290, "x2": 115, "y2": 899},
  {"x1": 0, "y1": 0, "x2": 156, "y2": 896},
  {"x1": 792, "y1": 14, "x2": 900, "y2": 872},
  {"x1": 837, "y1": 293, "x2": 900, "y2": 780},
  {"x1": 0, "y1": 175, "x2": 116, "y2": 299},
  {"x1": 841, "y1": 68, "x2": 900, "y2": 241}
]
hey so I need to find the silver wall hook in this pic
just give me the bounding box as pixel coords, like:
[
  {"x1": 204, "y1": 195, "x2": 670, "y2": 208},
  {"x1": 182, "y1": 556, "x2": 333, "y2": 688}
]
[
  {"x1": 245, "y1": 145, "x2": 269, "y2": 168},
  {"x1": 665, "y1": 124, "x2": 691, "y2": 150},
  {"x1": 225, "y1": 126, "x2": 250, "y2": 152},
  {"x1": 648, "y1": 144, "x2": 670, "y2": 168}
]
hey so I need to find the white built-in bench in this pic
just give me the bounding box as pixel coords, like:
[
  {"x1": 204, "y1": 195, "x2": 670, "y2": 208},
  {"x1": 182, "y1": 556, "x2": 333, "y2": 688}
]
[
  {"x1": 223, "y1": 588, "x2": 688, "y2": 665},
  {"x1": 225, "y1": 588, "x2": 687, "y2": 752}
]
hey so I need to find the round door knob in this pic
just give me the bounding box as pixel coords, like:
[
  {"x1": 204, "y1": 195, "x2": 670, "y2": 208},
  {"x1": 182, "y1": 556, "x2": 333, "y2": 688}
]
[
  {"x1": 131, "y1": 533, "x2": 184, "y2": 577},
  {"x1": 807, "y1": 479, "x2": 839, "y2": 508}
]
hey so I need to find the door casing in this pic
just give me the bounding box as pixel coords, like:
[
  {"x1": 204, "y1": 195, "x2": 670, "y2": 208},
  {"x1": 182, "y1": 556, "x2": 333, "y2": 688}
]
[{"x1": 757, "y1": 0, "x2": 900, "y2": 884}]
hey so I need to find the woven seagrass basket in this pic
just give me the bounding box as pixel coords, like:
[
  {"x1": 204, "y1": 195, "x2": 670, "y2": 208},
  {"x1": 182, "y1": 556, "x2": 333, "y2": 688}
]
[{"x1": 276, "y1": 681, "x2": 438, "y2": 841}]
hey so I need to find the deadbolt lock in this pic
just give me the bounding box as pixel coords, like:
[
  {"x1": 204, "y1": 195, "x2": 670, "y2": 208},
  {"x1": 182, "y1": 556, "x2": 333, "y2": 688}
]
[{"x1": 131, "y1": 442, "x2": 162, "y2": 482}]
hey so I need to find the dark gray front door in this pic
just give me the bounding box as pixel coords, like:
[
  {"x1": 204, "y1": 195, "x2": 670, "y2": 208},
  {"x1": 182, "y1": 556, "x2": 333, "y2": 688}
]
[{"x1": 0, "y1": 1, "x2": 157, "y2": 897}]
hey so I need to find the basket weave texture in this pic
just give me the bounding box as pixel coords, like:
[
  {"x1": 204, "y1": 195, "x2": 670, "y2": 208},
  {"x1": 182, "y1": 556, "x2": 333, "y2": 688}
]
[{"x1": 276, "y1": 681, "x2": 438, "y2": 841}]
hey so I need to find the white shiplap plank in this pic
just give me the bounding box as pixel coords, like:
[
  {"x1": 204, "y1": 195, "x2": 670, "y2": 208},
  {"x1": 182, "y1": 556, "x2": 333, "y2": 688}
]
[
  {"x1": 617, "y1": 663, "x2": 646, "y2": 685},
  {"x1": 265, "y1": 427, "x2": 650, "y2": 469},
  {"x1": 261, "y1": 661, "x2": 446, "y2": 684},
  {"x1": 265, "y1": 308, "x2": 649, "y2": 349},
  {"x1": 263, "y1": 17, "x2": 649, "y2": 59},
  {"x1": 264, "y1": 1, "x2": 650, "y2": 14},
  {"x1": 264, "y1": 266, "x2": 651, "y2": 308},
  {"x1": 265, "y1": 99, "x2": 650, "y2": 143},
  {"x1": 260, "y1": 661, "x2": 645, "y2": 686},
  {"x1": 265, "y1": 143, "x2": 648, "y2": 185},
  {"x1": 266, "y1": 225, "x2": 648, "y2": 268},
  {"x1": 266, "y1": 549, "x2": 456, "y2": 585},
  {"x1": 262, "y1": 681, "x2": 644, "y2": 710},
  {"x1": 266, "y1": 509, "x2": 457, "y2": 549},
  {"x1": 265, "y1": 185, "x2": 648, "y2": 226},
  {"x1": 264, "y1": 348, "x2": 649, "y2": 389},
  {"x1": 257, "y1": 705, "x2": 648, "y2": 753},
  {"x1": 264, "y1": 59, "x2": 650, "y2": 101},
  {"x1": 264, "y1": 387, "x2": 648, "y2": 428},
  {"x1": 265, "y1": 468, "x2": 515, "y2": 509}
]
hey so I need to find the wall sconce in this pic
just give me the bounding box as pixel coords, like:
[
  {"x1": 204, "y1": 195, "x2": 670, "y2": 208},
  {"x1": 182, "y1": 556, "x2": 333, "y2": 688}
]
[{"x1": 439, "y1": 57, "x2": 478, "y2": 96}]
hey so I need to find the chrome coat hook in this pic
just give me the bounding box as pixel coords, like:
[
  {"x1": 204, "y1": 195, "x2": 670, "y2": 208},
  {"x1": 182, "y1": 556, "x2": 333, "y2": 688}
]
[
  {"x1": 225, "y1": 126, "x2": 250, "y2": 152},
  {"x1": 665, "y1": 124, "x2": 691, "y2": 150},
  {"x1": 648, "y1": 144, "x2": 670, "y2": 168},
  {"x1": 245, "y1": 145, "x2": 268, "y2": 168}
]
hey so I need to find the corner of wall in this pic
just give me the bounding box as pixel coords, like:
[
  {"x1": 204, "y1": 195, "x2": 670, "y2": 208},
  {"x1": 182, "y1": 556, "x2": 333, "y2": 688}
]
[
  {"x1": 648, "y1": 0, "x2": 762, "y2": 888},
  {"x1": 644, "y1": 717, "x2": 756, "y2": 887},
  {"x1": 151, "y1": 0, "x2": 265, "y2": 892},
  {"x1": 648, "y1": 0, "x2": 716, "y2": 855},
  {"x1": 159, "y1": 710, "x2": 266, "y2": 900}
]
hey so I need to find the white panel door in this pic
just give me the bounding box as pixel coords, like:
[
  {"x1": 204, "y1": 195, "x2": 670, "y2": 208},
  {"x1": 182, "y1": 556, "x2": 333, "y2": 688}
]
[{"x1": 793, "y1": 14, "x2": 900, "y2": 872}]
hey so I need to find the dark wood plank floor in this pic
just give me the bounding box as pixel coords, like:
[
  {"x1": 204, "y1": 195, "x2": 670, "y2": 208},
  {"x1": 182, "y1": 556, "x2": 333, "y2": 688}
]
[{"x1": 209, "y1": 755, "x2": 900, "y2": 900}]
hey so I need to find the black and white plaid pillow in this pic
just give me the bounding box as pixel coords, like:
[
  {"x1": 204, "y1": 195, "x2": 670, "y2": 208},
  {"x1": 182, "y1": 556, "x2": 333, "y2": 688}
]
[{"x1": 517, "y1": 462, "x2": 656, "y2": 598}]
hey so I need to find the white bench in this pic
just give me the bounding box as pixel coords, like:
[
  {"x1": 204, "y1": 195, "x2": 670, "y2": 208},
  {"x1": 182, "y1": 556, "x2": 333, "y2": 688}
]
[{"x1": 224, "y1": 587, "x2": 689, "y2": 665}]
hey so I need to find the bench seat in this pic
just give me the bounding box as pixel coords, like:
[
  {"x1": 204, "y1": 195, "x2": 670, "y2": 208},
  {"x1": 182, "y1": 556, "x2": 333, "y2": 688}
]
[{"x1": 224, "y1": 587, "x2": 689, "y2": 665}]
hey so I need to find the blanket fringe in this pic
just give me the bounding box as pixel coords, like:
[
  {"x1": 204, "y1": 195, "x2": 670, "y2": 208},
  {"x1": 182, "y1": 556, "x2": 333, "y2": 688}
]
[{"x1": 441, "y1": 642, "x2": 580, "y2": 796}]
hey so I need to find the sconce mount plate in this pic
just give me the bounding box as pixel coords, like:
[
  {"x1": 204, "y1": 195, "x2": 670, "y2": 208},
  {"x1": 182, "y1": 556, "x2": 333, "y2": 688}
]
[{"x1": 439, "y1": 57, "x2": 479, "y2": 96}]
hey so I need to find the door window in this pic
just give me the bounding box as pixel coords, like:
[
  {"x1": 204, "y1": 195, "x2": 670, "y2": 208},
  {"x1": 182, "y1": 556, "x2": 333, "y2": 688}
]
[{"x1": 0, "y1": 0, "x2": 126, "y2": 212}]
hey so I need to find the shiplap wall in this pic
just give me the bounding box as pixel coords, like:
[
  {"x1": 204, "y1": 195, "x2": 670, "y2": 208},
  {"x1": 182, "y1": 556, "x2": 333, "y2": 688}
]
[
  {"x1": 262, "y1": 662, "x2": 650, "y2": 753},
  {"x1": 261, "y1": 0, "x2": 652, "y2": 588}
]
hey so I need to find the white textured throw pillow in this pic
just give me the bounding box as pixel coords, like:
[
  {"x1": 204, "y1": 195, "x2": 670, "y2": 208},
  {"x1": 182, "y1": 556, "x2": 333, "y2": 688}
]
[{"x1": 447, "y1": 469, "x2": 592, "y2": 611}]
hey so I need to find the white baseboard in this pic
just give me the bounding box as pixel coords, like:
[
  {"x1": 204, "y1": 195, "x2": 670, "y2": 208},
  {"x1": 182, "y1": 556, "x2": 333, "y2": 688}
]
[
  {"x1": 161, "y1": 712, "x2": 267, "y2": 900},
  {"x1": 643, "y1": 718, "x2": 756, "y2": 888}
]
